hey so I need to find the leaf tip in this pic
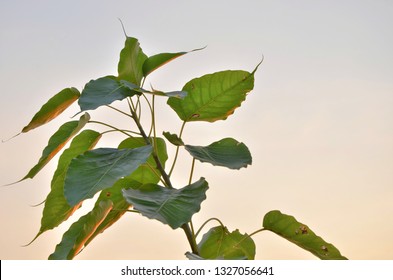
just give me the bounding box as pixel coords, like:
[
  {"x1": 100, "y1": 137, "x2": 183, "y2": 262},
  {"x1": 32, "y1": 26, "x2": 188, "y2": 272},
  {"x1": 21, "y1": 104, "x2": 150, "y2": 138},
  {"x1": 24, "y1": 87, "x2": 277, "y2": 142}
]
[
  {"x1": 22, "y1": 232, "x2": 42, "y2": 247},
  {"x1": 2, "y1": 132, "x2": 22, "y2": 142},
  {"x1": 118, "y1": 18, "x2": 128, "y2": 38}
]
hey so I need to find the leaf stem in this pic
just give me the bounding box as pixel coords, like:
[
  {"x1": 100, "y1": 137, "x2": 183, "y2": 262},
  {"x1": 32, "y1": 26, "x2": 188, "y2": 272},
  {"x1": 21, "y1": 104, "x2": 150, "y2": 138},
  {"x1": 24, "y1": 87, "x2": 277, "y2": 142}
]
[
  {"x1": 106, "y1": 105, "x2": 133, "y2": 118},
  {"x1": 101, "y1": 129, "x2": 140, "y2": 136},
  {"x1": 129, "y1": 101, "x2": 173, "y2": 189},
  {"x1": 181, "y1": 224, "x2": 199, "y2": 255},
  {"x1": 124, "y1": 209, "x2": 140, "y2": 214},
  {"x1": 248, "y1": 228, "x2": 266, "y2": 238},
  {"x1": 169, "y1": 121, "x2": 186, "y2": 177},
  {"x1": 195, "y1": 217, "x2": 226, "y2": 238},
  {"x1": 88, "y1": 120, "x2": 134, "y2": 138},
  {"x1": 188, "y1": 158, "x2": 196, "y2": 185},
  {"x1": 128, "y1": 96, "x2": 199, "y2": 255}
]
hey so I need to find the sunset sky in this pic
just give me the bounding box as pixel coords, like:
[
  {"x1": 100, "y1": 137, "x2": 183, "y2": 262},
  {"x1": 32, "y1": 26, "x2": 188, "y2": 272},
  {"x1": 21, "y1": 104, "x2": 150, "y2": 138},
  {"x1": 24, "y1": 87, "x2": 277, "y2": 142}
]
[{"x1": 1, "y1": 0, "x2": 392, "y2": 260}]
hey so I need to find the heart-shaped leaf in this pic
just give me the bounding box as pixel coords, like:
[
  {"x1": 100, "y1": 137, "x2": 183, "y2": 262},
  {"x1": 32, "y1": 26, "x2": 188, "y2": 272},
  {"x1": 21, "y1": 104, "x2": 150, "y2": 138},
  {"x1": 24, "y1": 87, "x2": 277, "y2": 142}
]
[
  {"x1": 263, "y1": 210, "x2": 348, "y2": 260},
  {"x1": 118, "y1": 37, "x2": 147, "y2": 86},
  {"x1": 78, "y1": 77, "x2": 138, "y2": 112},
  {"x1": 167, "y1": 63, "x2": 259, "y2": 122},
  {"x1": 22, "y1": 87, "x2": 80, "y2": 133},
  {"x1": 48, "y1": 200, "x2": 113, "y2": 260},
  {"x1": 198, "y1": 226, "x2": 256, "y2": 260},
  {"x1": 35, "y1": 130, "x2": 101, "y2": 241},
  {"x1": 64, "y1": 145, "x2": 152, "y2": 207},
  {"x1": 122, "y1": 178, "x2": 209, "y2": 229},
  {"x1": 185, "y1": 138, "x2": 251, "y2": 169},
  {"x1": 22, "y1": 113, "x2": 90, "y2": 180}
]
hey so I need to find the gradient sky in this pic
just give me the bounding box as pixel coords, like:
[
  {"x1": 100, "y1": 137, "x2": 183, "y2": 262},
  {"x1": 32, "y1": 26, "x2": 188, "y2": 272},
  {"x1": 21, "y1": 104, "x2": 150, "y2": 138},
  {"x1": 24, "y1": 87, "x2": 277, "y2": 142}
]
[{"x1": 1, "y1": 0, "x2": 392, "y2": 260}]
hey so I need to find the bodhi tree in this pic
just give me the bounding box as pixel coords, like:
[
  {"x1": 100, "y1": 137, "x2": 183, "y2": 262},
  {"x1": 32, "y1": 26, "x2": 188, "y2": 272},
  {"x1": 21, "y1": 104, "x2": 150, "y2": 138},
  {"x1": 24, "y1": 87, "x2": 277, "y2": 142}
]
[{"x1": 10, "y1": 30, "x2": 347, "y2": 260}]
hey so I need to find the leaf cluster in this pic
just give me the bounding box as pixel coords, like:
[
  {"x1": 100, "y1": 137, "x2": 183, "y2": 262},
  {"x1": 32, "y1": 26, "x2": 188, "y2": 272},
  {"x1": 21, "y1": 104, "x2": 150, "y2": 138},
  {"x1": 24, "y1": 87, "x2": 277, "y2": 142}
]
[{"x1": 11, "y1": 32, "x2": 347, "y2": 260}]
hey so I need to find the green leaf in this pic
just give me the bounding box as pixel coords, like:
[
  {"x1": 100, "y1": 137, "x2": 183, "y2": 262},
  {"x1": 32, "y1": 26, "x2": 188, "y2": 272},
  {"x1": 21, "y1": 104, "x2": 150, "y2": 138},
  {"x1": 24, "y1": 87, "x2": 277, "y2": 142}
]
[
  {"x1": 78, "y1": 77, "x2": 138, "y2": 112},
  {"x1": 35, "y1": 130, "x2": 101, "y2": 241},
  {"x1": 263, "y1": 210, "x2": 348, "y2": 260},
  {"x1": 22, "y1": 87, "x2": 80, "y2": 133},
  {"x1": 142, "y1": 47, "x2": 205, "y2": 77},
  {"x1": 143, "y1": 52, "x2": 186, "y2": 77},
  {"x1": 122, "y1": 177, "x2": 209, "y2": 229},
  {"x1": 22, "y1": 113, "x2": 90, "y2": 180},
  {"x1": 118, "y1": 137, "x2": 168, "y2": 184},
  {"x1": 64, "y1": 145, "x2": 152, "y2": 207},
  {"x1": 48, "y1": 200, "x2": 113, "y2": 260},
  {"x1": 118, "y1": 37, "x2": 147, "y2": 86},
  {"x1": 163, "y1": 131, "x2": 184, "y2": 146},
  {"x1": 85, "y1": 178, "x2": 142, "y2": 246},
  {"x1": 185, "y1": 138, "x2": 251, "y2": 169},
  {"x1": 167, "y1": 64, "x2": 259, "y2": 122},
  {"x1": 198, "y1": 226, "x2": 256, "y2": 260}
]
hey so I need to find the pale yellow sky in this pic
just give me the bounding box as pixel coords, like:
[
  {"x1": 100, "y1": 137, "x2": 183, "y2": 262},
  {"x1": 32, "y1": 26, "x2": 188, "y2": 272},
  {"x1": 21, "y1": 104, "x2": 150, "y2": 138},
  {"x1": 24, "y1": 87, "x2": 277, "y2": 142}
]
[{"x1": 1, "y1": 0, "x2": 392, "y2": 259}]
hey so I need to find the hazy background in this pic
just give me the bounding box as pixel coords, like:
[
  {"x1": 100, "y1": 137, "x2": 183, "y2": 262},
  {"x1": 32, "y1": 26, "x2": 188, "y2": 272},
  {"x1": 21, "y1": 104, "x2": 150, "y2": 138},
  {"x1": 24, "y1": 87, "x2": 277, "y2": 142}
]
[{"x1": 1, "y1": 0, "x2": 392, "y2": 260}]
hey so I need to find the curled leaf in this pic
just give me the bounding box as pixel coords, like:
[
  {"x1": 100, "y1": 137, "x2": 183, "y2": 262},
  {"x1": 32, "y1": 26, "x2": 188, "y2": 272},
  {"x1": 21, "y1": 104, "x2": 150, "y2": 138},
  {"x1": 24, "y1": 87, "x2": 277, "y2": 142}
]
[
  {"x1": 263, "y1": 210, "x2": 348, "y2": 260},
  {"x1": 118, "y1": 37, "x2": 147, "y2": 86},
  {"x1": 185, "y1": 138, "x2": 251, "y2": 169}
]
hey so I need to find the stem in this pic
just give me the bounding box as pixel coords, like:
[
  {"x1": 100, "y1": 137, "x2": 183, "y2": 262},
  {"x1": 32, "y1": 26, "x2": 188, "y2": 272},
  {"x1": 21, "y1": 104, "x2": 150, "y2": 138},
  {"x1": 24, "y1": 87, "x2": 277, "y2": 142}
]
[
  {"x1": 195, "y1": 217, "x2": 226, "y2": 238},
  {"x1": 129, "y1": 102, "x2": 173, "y2": 189},
  {"x1": 181, "y1": 224, "x2": 199, "y2": 255},
  {"x1": 188, "y1": 158, "x2": 196, "y2": 185},
  {"x1": 128, "y1": 96, "x2": 199, "y2": 254},
  {"x1": 106, "y1": 105, "x2": 132, "y2": 118},
  {"x1": 169, "y1": 121, "x2": 186, "y2": 177},
  {"x1": 151, "y1": 95, "x2": 159, "y2": 157},
  {"x1": 101, "y1": 129, "x2": 140, "y2": 136},
  {"x1": 88, "y1": 121, "x2": 134, "y2": 138},
  {"x1": 248, "y1": 228, "x2": 266, "y2": 238},
  {"x1": 141, "y1": 94, "x2": 154, "y2": 137}
]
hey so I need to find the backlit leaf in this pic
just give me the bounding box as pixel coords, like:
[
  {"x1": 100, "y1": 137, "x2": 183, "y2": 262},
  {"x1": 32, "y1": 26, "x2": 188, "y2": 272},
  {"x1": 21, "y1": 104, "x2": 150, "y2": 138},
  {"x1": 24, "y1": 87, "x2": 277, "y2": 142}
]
[
  {"x1": 35, "y1": 130, "x2": 101, "y2": 241},
  {"x1": 22, "y1": 113, "x2": 90, "y2": 180},
  {"x1": 78, "y1": 77, "x2": 138, "y2": 112},
  {"x1": 143, "y1": 46, "x2": 205, "y2": 77},
  {"x1": 85, "y1": 178, "x2": 142, "y2": 246},
  {"x1": 64, "y1": 145, "x2": 152, "y2": 207},
  {"x1": 167, "y1": 63, "x2": 260, "y2": 122},
  {"x1": 118, "y1": 37, "x2": 147, "y2": 86},
  {"x1": 122, "y1": 177, "x2": 209, "y2": 229},
  {"x1": 185, "y1": 138, "x2": 251, "y2": 169},
  {"x1": 22, "y1": 87, "x2": 80, "y2": 133},
  {"x1": 48, "y1": 200, "x2": 113, "y2": 260},
  {"x1": 263, "y1": 210, "x2": 348, "y2": 260},
  {"x1": 198, "y1": 226, "x2": 256, "y2": 260},
  {"x1": 143, "y1": 52, "x2": 186, "y2": 77}
]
